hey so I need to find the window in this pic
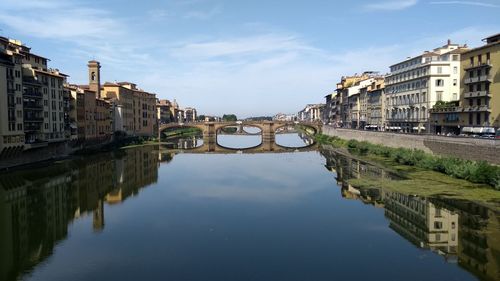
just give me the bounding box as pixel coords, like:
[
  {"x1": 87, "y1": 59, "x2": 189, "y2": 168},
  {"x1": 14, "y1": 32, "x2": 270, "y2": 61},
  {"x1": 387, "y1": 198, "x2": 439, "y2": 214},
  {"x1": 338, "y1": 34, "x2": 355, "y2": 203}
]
[
  {"x1": 453, "y1": 66, "x2": 458, "y2": 74},
  {"x1": 437, "y1": 66, "x2": 443, "y2": 74},
  {"x1": 469, "y1": 112, "x2": 473, "y2": 125},
  {"x1": 452, "y1": 55, "x2": 459, "y2": 61},
  {"x1": 436, "y1": 91, "x2": 443, "y2": 101},
  {"x1": 436, "y1": 79, "x2": 444, "y2": 87},
  {"x1": 476, "y1": 112, "x2": 481, "y2": 125},
  {"x1": 434, "y1": 221, "x2": 443, "y2": 229},
  {"x1": 453, "y1": 79, "x2": 457, "y2": 86},
  {"x1": 453, "y1": 93, "x2": 457, "y2": 100},
  {"x1": 470, "y1": 57, "x2": 474, "y2": 66},
  {"x1": 17, "y1": 123, "x2": 22, "y2": 131}
]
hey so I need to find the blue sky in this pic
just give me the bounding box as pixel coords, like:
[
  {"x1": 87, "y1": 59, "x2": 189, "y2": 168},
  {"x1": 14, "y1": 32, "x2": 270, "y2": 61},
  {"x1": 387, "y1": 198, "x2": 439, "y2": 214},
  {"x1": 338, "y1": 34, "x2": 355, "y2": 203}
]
[{"x1": 1, "y1": 0, "x2": 499, "y2": 117}]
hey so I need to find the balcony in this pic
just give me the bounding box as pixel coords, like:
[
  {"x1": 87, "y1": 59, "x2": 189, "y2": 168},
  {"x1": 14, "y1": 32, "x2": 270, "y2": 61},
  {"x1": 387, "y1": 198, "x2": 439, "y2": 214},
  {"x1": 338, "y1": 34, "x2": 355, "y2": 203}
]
[
  {"x1": 479, "y1": 75, "x2": 492, "y2": 82},
  {"x1": 24, "y1": 124, "x2": 42, "y2": 131},
  {"x1": 23, "y1": 104, "x2": 44, "y2": 111},
  {"x1": 429, "y1": 106, "x2": 462, "y2": 113},
  {"x1": 24, "y1": 116, "x2": 44, "y2": 122},
  {"x1": 463, "y1": 105, "x2": 491, "y2": 112},
  {"x1": 464, "y1": 91, "x2": 490, "y2": 98},
  {"x1": 464, "y1": 60, "x2": 492, "y2": 70},
  {"x1": 464, "y1": 77, "x2": 479, "y2": 84},
  {"x1": 23, "y1": 90, "x2": 43, "y2": 99}
]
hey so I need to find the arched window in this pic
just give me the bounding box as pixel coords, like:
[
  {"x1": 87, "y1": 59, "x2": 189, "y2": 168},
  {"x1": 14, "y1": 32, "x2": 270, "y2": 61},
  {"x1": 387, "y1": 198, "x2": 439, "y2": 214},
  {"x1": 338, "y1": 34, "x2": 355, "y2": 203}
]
[{"x1": 91, "y1": 71, "x2": 96, "y2": 81}]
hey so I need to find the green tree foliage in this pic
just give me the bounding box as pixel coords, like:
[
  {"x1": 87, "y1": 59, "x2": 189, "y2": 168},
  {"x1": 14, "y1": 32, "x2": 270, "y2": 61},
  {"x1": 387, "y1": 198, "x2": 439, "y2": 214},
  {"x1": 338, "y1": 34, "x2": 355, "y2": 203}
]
[{"x1": 222, "y1": 114, "x2": 237, "y2": 121}]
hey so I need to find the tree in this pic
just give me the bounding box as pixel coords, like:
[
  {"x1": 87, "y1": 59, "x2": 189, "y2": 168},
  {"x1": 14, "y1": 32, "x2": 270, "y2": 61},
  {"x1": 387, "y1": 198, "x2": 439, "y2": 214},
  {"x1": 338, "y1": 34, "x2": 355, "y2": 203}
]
[{"x1": 222, "y1": 114, "x2": 237, "y2": 121}]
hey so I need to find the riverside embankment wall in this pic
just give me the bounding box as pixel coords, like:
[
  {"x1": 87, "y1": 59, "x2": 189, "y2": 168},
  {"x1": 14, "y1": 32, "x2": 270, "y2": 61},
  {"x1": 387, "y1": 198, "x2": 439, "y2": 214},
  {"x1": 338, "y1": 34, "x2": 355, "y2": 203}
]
[{"x1": 322, "y1": 126, "x2": 500, "y2": 165}]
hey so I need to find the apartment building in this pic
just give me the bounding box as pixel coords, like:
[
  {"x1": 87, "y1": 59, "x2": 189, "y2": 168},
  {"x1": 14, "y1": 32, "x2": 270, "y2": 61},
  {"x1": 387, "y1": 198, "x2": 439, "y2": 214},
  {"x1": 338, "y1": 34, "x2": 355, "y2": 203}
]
[
  {"x1": 459, "y1": 33, "x2": 499, "y2": 135},
  {"x1": 63, "y1": 84, "x2": 78, "y2": 140},
  {"x1": 184, "y1": 107, "x2": 197, "y2": 123},
  {"x1": 385, "y1": 41, "x2": 467, "y2": 133},
  {"x1": 0, "y1": 37, "x2": 69, "y2": 156},
  {"x1": 346, "y1": 76, "x2": 379, "y2": 129},
  {"x1": 102, "y1": 82, "x2": 157, "y2": 137},
  {"x1": 298, "y1": 104, "x2": 325, "y2": 122},
  {"x1": 429, "y1": 34, "x2": 499, "y2": 135},
  {"x1": 157, "y1": 99, "x2": 174, "y2": 124},
  {"x1": 366, "y1": 79, "x2": 386, "y2": 130},
  {"x1": 0, "y1": 40, "x2": 24, "y2": 156}
]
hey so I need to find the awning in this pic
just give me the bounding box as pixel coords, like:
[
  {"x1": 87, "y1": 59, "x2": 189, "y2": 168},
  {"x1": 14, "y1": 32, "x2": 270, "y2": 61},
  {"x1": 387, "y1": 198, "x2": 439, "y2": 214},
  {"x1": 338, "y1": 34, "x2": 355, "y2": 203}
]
[
  {"x1": 462, "y1": 127, "x2": 472, "y2": 133},
  {"x1": 482, "y1": 127, "x2": 495, "y2": 134},
  {"x1": 472, "y1": 127, "x2": 482, "y2": 134}
]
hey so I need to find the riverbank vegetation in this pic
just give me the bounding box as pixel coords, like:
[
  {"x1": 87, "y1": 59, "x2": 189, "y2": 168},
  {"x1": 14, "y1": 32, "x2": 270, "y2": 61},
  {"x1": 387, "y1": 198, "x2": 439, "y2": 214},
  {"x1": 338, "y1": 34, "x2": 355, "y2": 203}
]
[
  {"x1": 315, "y1": 134, "x2": 500, "y2": 190},
  {"x1": 163, "y1": 128, "x2": 202, "y2": 139}
]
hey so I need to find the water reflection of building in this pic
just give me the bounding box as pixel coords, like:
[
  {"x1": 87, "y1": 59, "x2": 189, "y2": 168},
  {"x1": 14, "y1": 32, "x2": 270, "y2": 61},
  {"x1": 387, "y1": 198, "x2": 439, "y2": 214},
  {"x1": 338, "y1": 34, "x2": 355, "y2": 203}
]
[
  {"x1": 385, "y1": 193, "x2": 458, "y2": 261},
  {"x1": 0, "y1": 145, "x2": 160, "y2": 281},
  {"x1": 437, "y1": 199, "x2": 500, "y2": 281},
  {"x1": 321, "y1": 148, "x2": 499, "y2": 280}
]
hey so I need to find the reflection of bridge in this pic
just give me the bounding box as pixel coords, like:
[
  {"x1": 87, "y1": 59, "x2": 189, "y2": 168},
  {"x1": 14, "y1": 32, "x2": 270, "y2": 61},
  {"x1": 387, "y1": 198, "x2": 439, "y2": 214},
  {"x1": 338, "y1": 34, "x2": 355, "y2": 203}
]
[
  {"x1": 159, "y1": 120, "x2": 322, "y2": 141},
  {"x1": 165, "y1": 139, "x2": 318, "y2": 154},
  {"x1": 160, "y1": 121, "x2": 321, "y2": 154}
]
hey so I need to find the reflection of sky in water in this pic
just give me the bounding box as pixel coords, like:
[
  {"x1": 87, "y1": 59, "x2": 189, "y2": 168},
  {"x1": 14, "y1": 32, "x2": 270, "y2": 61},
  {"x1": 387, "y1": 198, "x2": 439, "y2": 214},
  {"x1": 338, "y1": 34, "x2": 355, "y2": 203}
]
[
  {"x1": 242, "y1": 126, "x2": 261, "y2": 134},
  {"x1": 275, "y1": 133, "x2": 311, "y2": 147},
  {"x1": 217, "y1": 135, "x2": 262, "y2": 148},
  {"x1": 159, "y1": 153, "x2": 330, "y2": 203},
  {"x1": 217, "y1": 133, "x2": 309, "y2": 149},
  {"x1": 16, "y1": 150, "x2": 480, "y2": 281}
]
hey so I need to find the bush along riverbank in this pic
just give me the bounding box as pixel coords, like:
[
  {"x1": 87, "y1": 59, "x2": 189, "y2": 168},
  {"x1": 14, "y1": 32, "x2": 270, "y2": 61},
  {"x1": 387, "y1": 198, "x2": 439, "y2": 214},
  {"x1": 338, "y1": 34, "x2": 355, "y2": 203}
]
[
  {"x1": 163, "y1": 128, "x2": 202, "y2": 139},
  {"x1": 315, "y1": 134, "x2": 500, "y2": 190}
]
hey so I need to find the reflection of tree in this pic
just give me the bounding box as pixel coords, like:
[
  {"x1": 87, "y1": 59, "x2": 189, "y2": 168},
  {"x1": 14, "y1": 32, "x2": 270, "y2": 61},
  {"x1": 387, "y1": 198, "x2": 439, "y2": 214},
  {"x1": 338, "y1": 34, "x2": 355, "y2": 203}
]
[
  {"x1": 320, "y1": 148, "x2": 500, "y2": 281},
  {"x1": 0, "y1": 146, "x2": 160, "y2": 281}
]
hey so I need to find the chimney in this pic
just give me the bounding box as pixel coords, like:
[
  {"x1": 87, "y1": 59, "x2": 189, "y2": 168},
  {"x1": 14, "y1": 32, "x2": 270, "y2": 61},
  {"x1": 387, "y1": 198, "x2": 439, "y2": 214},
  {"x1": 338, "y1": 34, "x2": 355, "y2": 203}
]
[{"x1": 447, "y1": 39, "x2": 451, "y2": 45}]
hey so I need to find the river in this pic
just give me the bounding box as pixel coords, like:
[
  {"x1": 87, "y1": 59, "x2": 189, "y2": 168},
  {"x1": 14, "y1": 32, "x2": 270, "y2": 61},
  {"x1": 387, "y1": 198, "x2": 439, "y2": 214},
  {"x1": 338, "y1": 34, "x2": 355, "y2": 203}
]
[{"x1": 0, "y1": 133, "x2": 498, "y2": 281}]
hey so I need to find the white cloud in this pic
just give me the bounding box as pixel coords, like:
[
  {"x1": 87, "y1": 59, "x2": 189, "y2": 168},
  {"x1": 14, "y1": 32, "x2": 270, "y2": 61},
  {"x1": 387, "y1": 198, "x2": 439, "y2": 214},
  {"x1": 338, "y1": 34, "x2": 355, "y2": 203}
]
[
  {"x1": 169, "y1": 34, "x2": 320, "y2": 59},
  {"x1": 363, "y1": 0, "x2": 418, "y2": 11},
  {"x1": 430, "y1": 1, "x2": 500, "y2": 8},
  {"x1": 184, "y1": 5, "x2": 222, "y2": 20}
]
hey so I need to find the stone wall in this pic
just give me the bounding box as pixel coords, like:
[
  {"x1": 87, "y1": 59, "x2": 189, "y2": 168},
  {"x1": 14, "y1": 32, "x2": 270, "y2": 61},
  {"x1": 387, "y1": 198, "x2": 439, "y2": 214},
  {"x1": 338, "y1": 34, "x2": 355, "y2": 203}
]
[{"x1": 322, "y1": 126, "x2": 500, "y2": 165}]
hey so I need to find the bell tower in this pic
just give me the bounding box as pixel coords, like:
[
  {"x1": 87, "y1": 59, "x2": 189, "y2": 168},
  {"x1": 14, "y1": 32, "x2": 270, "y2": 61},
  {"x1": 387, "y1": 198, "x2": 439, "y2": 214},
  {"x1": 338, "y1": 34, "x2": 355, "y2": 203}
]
[{"x1": 88, "y1": 60, "x2": 101, "y2": 98}]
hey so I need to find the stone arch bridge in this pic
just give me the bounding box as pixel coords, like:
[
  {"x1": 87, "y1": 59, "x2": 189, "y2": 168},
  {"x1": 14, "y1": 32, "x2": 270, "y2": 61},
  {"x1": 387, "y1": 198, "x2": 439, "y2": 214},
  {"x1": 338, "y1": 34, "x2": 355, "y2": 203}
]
[
  {"x1": 159, "y1": 120, "x2": 321, "y2": 141},
  {"x1": 159, "y1": 121, "x2": 322, "y2": 153}
]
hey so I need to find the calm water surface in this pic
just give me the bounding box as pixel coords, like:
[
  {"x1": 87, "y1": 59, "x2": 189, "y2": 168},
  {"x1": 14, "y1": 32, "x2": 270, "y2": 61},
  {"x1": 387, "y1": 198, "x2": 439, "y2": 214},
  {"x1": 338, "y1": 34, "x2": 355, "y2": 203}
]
[{"x1": 0, "y1": 134, "x2": 498, "y2": 281}]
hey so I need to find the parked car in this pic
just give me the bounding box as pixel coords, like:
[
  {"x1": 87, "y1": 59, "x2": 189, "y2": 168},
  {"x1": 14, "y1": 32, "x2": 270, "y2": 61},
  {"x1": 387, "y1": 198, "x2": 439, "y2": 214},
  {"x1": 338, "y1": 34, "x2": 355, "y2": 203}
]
[{"x1": 480, "y1": 134, "x2": 495, "y2": 139}]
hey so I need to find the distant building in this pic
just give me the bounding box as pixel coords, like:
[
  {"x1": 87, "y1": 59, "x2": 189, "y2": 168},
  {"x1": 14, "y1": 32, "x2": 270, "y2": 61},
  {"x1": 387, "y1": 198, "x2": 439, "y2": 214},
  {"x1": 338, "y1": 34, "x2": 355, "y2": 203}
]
[
  {"x1": 298, "y1": 104, "x2": 325, "y2": 122},
  {"x1": 157, "y1": 99, "x2": 174, "y2": 124},
  {"x1": 184, "y1": 107, "x2": 197, "y2": 122}
]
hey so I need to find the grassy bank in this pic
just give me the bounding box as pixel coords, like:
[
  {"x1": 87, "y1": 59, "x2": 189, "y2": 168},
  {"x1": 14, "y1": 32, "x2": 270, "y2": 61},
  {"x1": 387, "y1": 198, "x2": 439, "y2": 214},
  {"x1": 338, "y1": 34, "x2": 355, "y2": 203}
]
[
  {"x1": 163, "y1": 128, "x2": 202, "y2": 139},
  {"x1": 315, "y1": 134, "x2": 500, "y2": 190}
]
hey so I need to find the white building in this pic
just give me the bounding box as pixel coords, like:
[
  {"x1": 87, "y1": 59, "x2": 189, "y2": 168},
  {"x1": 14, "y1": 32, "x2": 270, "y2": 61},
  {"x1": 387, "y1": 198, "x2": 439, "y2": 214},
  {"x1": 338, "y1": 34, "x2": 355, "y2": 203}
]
[
  {"x1": 384, "y1": 41, "x2": 467, "y2": 132},
  {"x1": 298, "y1": 104, "x2": 325, "y2": 122}
]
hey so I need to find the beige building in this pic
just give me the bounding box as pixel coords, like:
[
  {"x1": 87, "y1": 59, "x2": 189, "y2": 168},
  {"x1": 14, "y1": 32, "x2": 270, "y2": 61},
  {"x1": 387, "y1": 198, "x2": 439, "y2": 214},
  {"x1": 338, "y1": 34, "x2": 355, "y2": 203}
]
[
  {"x1": 459, "y1": 33, "x2": 499, "y2": 135},
  {"x1": 157, "y1": 99, "x2": 174, "y2": 124},
  {"x1": 0, "y1": 38, "x2": 25, "y2": 156},
  {"x1": 0, "y1": 37, "x2": 69, "y2": 156},
  {"x1": 102, "y1": 82, "x2": 157, "y2": 137},
  {"x1": 184, "y1": 107, "x2": 197, "y2": 123},
  {"x1": 367, "y1": 79, "x2": 386, "y2": 130},
  {"x1": 430, "y1": 34, "x2": 500, "y2": 135}
]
